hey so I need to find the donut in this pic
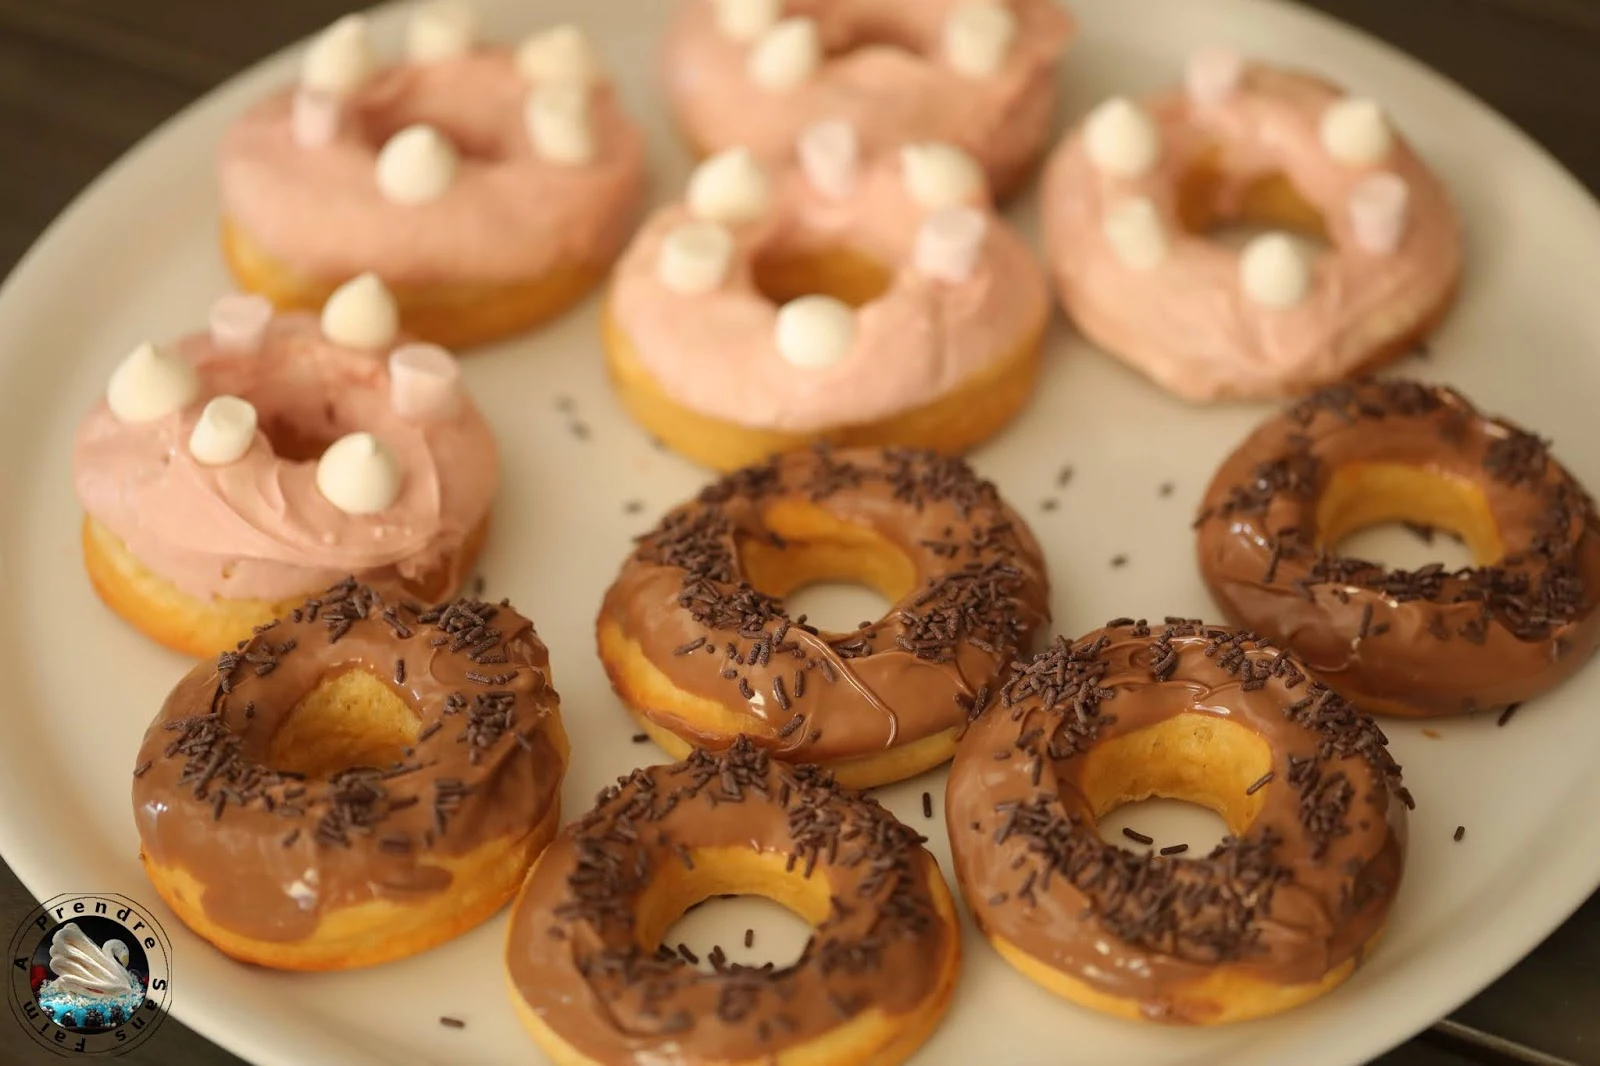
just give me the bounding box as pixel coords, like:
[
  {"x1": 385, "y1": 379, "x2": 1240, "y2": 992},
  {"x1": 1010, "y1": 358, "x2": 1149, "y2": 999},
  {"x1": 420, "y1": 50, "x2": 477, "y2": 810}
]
[
  {"x1": 1041, "y1": 51, "x2": 1462, "y2": 402},
  {"x1": 505, "y1": 735, "x2": 960, "y2": 1064},
  {"x1": 73, "y1": 284, "x2": 496, "y2": 658},
  {"x1": 1196, "y1": 378, "x2": 1600, "y2": 717},
  {"x1": 662, "y1": 0, "x2": 1073, "y2": 199},
  {"x1": 605, "y1": 128, "x2": 1051, "y2": 470},
  {"x1": 131, "y1": 581, "x2": 569, "y2": 970},
  {"x1": 220, "y1": 10, "x2": 647, "y2": 349},
  {"x1": 946, "y1": 620, "x2": 1412, "y2": 1024},
  {"x1": 597, "y1": 446, "x2": 1050, "y2": 788}
]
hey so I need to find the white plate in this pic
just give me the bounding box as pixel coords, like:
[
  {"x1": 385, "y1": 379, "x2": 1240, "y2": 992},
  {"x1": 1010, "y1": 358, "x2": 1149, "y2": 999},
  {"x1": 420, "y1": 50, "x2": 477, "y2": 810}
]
[{"x1": 3, "y1": 1, "x2": 1599, "y2": 1064}]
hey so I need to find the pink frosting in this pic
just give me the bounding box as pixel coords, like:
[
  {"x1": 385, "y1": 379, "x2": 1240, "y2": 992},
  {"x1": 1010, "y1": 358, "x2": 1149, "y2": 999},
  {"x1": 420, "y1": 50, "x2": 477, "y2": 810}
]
[
  {"x1": 609, "y1": 155, "x2": 1050, "y2": 433},
  {"x1": 663, "y1": 0, "x2": 1072, "y2": 192},
  {"x1": 1042, "y1": 63, "x2": 1464, "y2": 402},
  {"x1": 219, "y1": 48, "x2": 647, "y2": 285},
  {"x1": 72, "y1": 313, "x2": 498, "y2": 603}
]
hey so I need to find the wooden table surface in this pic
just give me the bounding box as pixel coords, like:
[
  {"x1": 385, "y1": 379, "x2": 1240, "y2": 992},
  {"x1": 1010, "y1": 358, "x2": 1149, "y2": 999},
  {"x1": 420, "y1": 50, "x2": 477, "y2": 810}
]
[{"x1": 2, "y1": 2, "x2": 1597, "y2": 1063}]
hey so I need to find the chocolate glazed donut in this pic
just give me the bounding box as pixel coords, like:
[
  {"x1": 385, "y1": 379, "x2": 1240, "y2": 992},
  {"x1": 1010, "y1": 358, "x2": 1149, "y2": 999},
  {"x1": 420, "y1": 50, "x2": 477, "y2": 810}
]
[
  {"x1": 1196, "y1": 379, "x2": 1600, "y2": 717},
  {"x1": 131, "y1": 580, "x2": 568, "y2": 970},
  {"x1": 946, "y1": 620, "x2": 1411, "y2": 1024},
  {"x1": 597, "y1": 446, "x2": 1051, "y2": 787}
]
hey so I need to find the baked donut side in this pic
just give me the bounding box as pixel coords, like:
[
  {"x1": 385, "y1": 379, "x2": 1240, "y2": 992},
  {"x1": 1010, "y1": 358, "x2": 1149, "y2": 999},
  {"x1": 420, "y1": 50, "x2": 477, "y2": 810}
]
[
  {"x1": 131, "y1": 581, "x2": 568, "y2": 971},
  {"x1": 505, "y1": 736, "x2": 960, "y2": 1065},
  {"x1": 598, "y1": 446, "x2": 1050, "y2": 788},
  {"x1": 947, "y1": 620, "x2": 1411, "y2": 1024},
  {"x1": 1196, "y1": 379, "x2": 1600, "y2": 717}
]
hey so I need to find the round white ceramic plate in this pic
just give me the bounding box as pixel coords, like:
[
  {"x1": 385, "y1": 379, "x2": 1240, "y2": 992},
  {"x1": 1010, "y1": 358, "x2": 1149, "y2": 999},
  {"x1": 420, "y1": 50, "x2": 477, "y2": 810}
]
[{"x1": 3, "y1": 1, "x2": 1599, "y2": 1064}]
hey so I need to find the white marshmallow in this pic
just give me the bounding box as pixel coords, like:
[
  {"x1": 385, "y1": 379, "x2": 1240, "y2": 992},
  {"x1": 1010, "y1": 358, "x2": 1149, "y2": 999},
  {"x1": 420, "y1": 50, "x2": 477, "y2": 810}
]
[
  {"x1": 944, "y1": 1, "x2": 1017, "y2": 79},
  {"x1": 775, "y1": 296, "x2": 856, "y2": 368},
  {"x1": 291, "y1": 89, "x2": 343, "y2": 147},
  {"x1": 657, "y1": 221, "x2": 736, "y2": 294},
  {"x1": 526, "y1": 84, "x2": 595, "y2": 164},
  {"x1": 715, "y1": 0, "x2": 782, "y2": 41},
  {"x1": 389, "y1": 343, "x2": 462, "y2": 420},
  {"x1": 913, "y1": 207, "x2": 988, "y2": 283},
  {"x1": 1240, "y1": 233, "x2": 1312, "y2": 308},
  {"x1": 301, "y1": 15, "x2": 373, "y2": 97},
  {"x1": 516, "y1": 24, "x2": 603, "y2": 87},
  {"x1": 686, "y1": 147, "x2": 772, "y2": 224},
  {"x1": 1348, "y1": 172, "x2": 1411, "y2": 255},
  {"x1": 1320, "y1": 97, "x2": 1393, "y2": 166},
  {"x1": 321, "y1": 273, "x2": 400, "y2": 350},
  {"x1": 748, "y1": 17, "x2": 820, "y2": 92},
  {"x1": 106, "y1": 342, "x2": 199, "y2": 424},
  {"x1": 375, "y1": 124, "x2": 459, "y2": 205},
  {"x1": 208, "y1": 294, "x2": 274, "y2": 354},
  {"x1": 316, "y1": 433, "x2": 403, "y2": 515},
  {"x1": 188, "y1": 396, "x2": 258, "y2": 466},
  {"x1": 901, "y1": 142, "x2": 984, "y2": 211},
  {"x1": 407, "y1": 2, "x2": 477, "y2": 64},
  {"x1": 1102, "y1": 197, "x2": 1169, "y2": 270},
  {"x1": 1185, "y1": 48, "x2": 1245, "y2": 106},
  {"x1": 798, "y1": 119, "x2": 859, "y2": 199},
  {"x1": 1083, "y1": 97, "x2": 1161, "y2": 178}
]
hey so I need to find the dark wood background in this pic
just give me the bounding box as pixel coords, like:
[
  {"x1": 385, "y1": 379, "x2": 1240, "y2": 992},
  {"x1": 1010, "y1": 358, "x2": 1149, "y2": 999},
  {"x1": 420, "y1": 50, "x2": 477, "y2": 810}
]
[{"x1": 2, "y1": 1, "x2": 1597, "y2": 1063}]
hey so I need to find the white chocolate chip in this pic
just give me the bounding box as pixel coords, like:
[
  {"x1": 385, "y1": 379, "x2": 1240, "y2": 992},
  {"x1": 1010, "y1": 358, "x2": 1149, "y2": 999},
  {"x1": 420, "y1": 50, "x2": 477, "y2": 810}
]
[
  {"x1": 389, "y1": 343, "x2": 462, "y2": 420},
  {"x1": 901, "y1": 142, "x2": 984, "y2": 211},
  {"x1": 798, "y1": 119, "x2": 858, "y2": 199},
  {"x1": 657, "y1": 221, "x2": 736, "y2": 294},
  {"x1": 316, "y1": 433, "x2": 403, "y2": 515},
  {"x1": 1102, "y1": 197, "x2": 1169, "y2": 270},
  {"x1": 913, "y1": 206, "x2": 989, "y2": 284},
  {"x1": 208, "y1": 294, "x2": 274, "y2": 355},
  {"x1": 105, "y1": 342, "x2": 199, "y2": 424},
  {"x1": 1185, "y1": 48, "x2": 1245, "y2": 106},
  {"x1": 301, "y1": 15, "x2": 373, "y2": 97},
  {"x1": 714, "y1": 0, "x2": 782, "y2": 41},
  {"x1": 1320, "y1": 97, "x2": 1393, "y2": 166},
  {"x1": 321, "y1": 273, "x2": 400, "y2": 349},
  {"x1": 686, "y1": 147, "x2": 772, "y2": 224},
  {"x1": 747, "y1": 17, "x2": 820, "y2": 92},
  {"x1": 526, "y1": 84, "x2": 595, "y2": 164},
  {"x1": 944, "y1": 1, "x2": 1017, "y2": 79},
  {"x1": 291, "y1": 89, "x2": 342, "y2": 148},
  {"x1": 1083, "y1": 97, "x2": 1161, "y2": 178},
  {"x1": 1348, "y1": 172, "x2": 1411, "y2": 255},
  {"x1": 775, "y1": 295, "x2": 856, "y2": 368},
  {"x1": 188, "y1": 396, "x2": 258, "y2": 466},
  {"x1": 407, "y1": 1, "x2": 477, "y2": 64},
  {"x1": 516, "y1": 24, "x2": 603, "y2": 87},
  {"x1": 1240, "y1": 233, "x2": 1312, "y2": 308},
  {"x1": 375, "y1": 124, "x2": 459, "y2": 205}
]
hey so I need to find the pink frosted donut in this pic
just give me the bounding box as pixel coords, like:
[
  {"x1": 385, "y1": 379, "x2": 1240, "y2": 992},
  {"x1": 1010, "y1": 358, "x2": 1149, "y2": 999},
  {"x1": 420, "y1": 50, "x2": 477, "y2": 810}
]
[
  {"x1": 220, "y1": 12, "x2": 648, "y2": 349},
  {"x1": 663, "y1": 0, "x2": 1073, "y2": 198},
  {"x1": 1041, "y1": 53, "x2": 1463, "y2": 402},
  {"x1": 604, "y1": 127, "x2": 1052, "y2": 470},
  {"x1": 73, "y1": 283, "x2": 497, "y2": 656}
]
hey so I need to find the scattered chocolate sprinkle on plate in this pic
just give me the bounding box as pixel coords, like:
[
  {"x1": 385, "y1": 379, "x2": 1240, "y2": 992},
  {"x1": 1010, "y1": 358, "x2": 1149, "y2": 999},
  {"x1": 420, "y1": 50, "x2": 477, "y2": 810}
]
[
  {"x1": 631, "y1": 733, "x2": 649, "y2": 743},
  {"x1": 1454, "y1": 826, "x2": 1466, "y2": 843},
  {"x1": 1040, "y1": 497, "x2": 1059, "y2": 512},
  {"x1": 1497, "y1": 702, "x2": 1522, "y2": 727},
  {"x1": 438, "y1": 1016, "x2": 466, "y2": 1030},
  {"x1": 624, "y1": 499, "x2": 645, "y2": 515},
  {"x1": 1110, "y1": 553, "x2": 1129, "y2": 568},
  {"x1": 1158, "y1": 481, "x2": 1175, "y2": 497},
  {"x1": 922, "y1": 791, "x2": 933, "y2": 819},
  {"x1": 1056, "y1": 464, "x2": 1074, "y2": 487}
]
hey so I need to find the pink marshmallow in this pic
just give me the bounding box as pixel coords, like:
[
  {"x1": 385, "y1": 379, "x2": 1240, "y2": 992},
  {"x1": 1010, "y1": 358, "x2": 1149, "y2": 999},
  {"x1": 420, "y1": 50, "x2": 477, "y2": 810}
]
[
  {"x1": 1349, "y1": 172, "x2": 1410, "y2": 255},
  {"x1": 1185, "y1": 48, "x2": 1245, "y2": 107},
  {"x1": 914, "y1": 206, "x2": 989, "y2": 284},
  {"x1": 207, "y1": 294, "x2": 274, "y2": 355},
  {"x1": 291, "y1": 89, "x2": 343, "y2": 148},
  {"x1": 798, "y1": 119, "x2": 858, "y2": 199},
  {"x1": 389, "y1": 343, "x2": 462, "y2": 420}
]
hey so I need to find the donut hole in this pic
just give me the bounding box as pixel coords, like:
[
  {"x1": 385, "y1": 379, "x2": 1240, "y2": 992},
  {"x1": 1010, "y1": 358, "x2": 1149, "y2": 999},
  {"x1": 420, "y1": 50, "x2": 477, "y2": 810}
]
[
  {"x1": 1177, "y1": 166, "x2": 1332, "y2": 256},
  {"x1": 267, "y1": 669, "x2": 420, "y2": 779},
  {"x1": 739, "y1": 499, "x2": 916, "y2": 635},
  {"x1": 751, "y1": 246, "x2": 894, "y2": 310},
  {"x1": 635, "y1": 846, "x2": 825, "y2": 970},
  {"x1": 357, "y1": 100, "x2": 507, "y2": 163},
  {"x1": 822, "y1": 16, "x2": 929, "y2": 62},
  {"x1": 257, "y1": 401, "x2": 345, "y2": 464},
  {"x1": 1074, "y1": 714, "x2": 1273, "y2": 851},
  {"x1": 1316, "y1": 462, "x2": 1502, "y2": 569}
]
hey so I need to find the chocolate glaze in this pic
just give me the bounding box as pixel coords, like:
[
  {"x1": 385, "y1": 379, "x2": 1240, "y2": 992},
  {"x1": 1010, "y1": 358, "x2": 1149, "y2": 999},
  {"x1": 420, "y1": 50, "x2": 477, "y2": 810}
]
[
  {"x1": 131, "y1": 580, "x2": 565, "y2": 943},
  {"x1": 946, "y1": 621, "x2": 1410, "y2": 1023},
  {"x1": 506, "y1": 737, "x2": 957, "y2": 1063},
  {"x1": 599, "y1": 446, "x2": 1051, "y2": 763}
]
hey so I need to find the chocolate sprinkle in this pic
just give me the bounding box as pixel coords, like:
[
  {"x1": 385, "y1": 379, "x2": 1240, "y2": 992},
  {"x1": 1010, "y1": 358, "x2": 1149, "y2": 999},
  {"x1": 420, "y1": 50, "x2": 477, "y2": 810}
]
[
  {"x1": 1453, "y1": 825, "x2": 1466, "y2": 842},
  {"x1": 922, "y1": 792, "x2": 933, "y2": 819},
  {"x1": 439, "y1": 1016, "x2": 466, "y2": 1029},
  {"x1": 1121, "y1": 827, "x2": 1154, "y2": 846},
  {"x1": 1159, "y1": 843, "x2": 1190, "y2": 856},
  {"x1": 1496, "y1": 702, "x2": 1522, "y2": 727},
  {"x1": 1245, "y1": 771, "x2": 1275, "y2": 796}
]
